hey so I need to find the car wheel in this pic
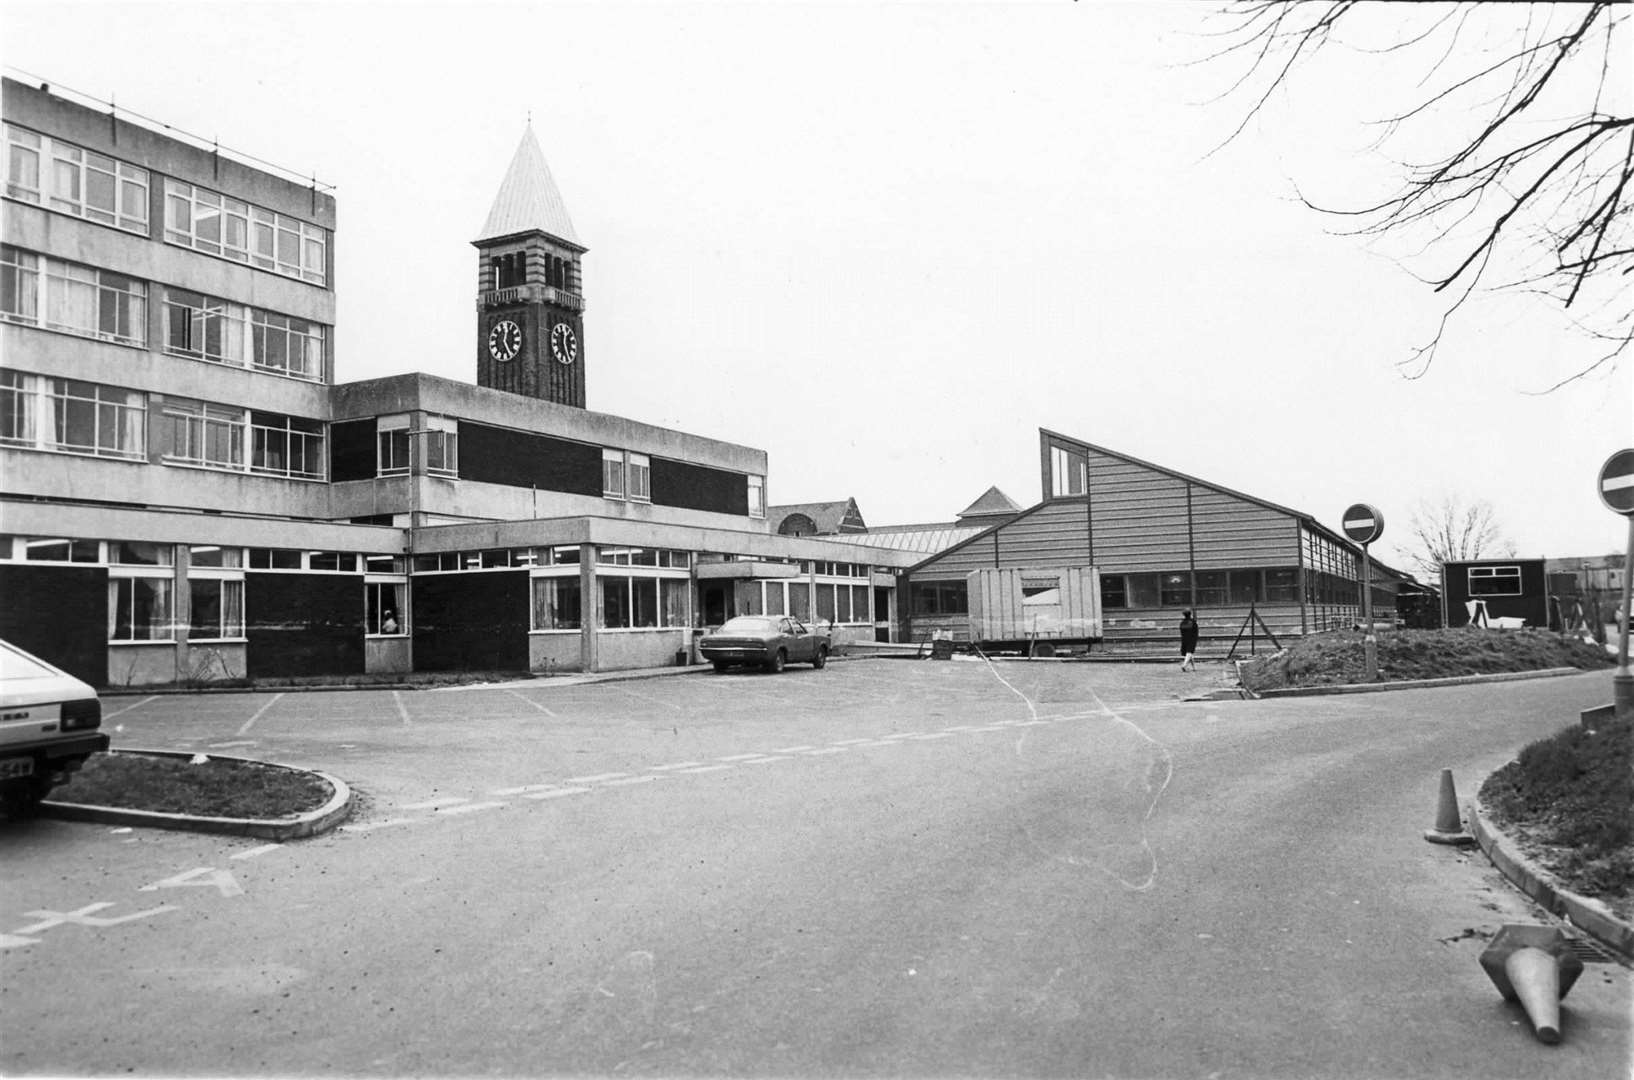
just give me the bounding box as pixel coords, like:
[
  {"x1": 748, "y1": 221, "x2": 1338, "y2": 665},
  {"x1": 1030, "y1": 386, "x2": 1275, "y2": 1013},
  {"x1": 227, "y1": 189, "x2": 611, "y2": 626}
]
[
  {"x1": 813, "y1": 645, "x2": 828, "y2": 669},
  {"x1": 766, "y1": 649, "x2": 786, "y2": 674},
  {"x1": 711, "y1": 660, "x2": 730, "y2": 673},
  {"x1": 2, "y1": 776, "x2": 50, "y2": 820}
]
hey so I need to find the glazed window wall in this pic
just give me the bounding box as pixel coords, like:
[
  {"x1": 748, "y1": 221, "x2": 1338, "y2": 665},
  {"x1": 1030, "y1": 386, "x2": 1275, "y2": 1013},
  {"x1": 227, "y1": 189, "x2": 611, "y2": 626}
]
[
  {"x1": 163, "y1": 289, "x2": 325, "y2": 381},
  {"x1": 163, "y1": 179, "x2": 327, "y2": 285},
  {"x1": 1050, "y1": 444, "x2": 1088, "y2": 497},
  {"x1": 910, "y1": 580, "x2": 968, "y2": 616},
  {"x1": 747, "y1": 475, "x2": 765, "y2": 518},
  {"x1": 0, "y1": 372, "x2": 146, "y2": 460},
  {"x1": 593, "y1": 547, "x2": 691, "y2": 630},
  {"x1": 3, "y1": 124, "x2": 149, "y2": 233},
  {"x1": 1100, "y1": 567, "x2": 1304, "y2": 609},
  {"x1": 1, "y1": 246, "x2": 145, "y2": 346},
  {"x1": 164, "y1": 399, "x2": 324, "y2": 480}
]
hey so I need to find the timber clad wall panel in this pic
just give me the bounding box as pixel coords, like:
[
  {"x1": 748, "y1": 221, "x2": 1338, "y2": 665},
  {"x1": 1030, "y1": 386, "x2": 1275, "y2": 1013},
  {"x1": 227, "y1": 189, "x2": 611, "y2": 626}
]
[
  {"x1": 1189, "y1": 489, "x2": 1297, "y2": 568},
  {"x1": 0, "y1": 565, "x2": 107, "y2": 684},
  {"x1": 917, "y1": 532, "x2": 999, "y2": 579},
  {"x1": 1085, "y1": 452, "x2": 1190, "y2": 571},
  {"x1": 246, "y1": 573, "x2": 365, "y2": 678},
  {"x1": 995, "y1": 501, "x2": 1091, "y2": 568}
]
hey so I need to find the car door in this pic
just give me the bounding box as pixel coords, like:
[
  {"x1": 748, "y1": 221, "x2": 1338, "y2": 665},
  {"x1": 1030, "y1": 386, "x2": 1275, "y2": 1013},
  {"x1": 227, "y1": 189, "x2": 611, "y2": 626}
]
[{"x1": 782, "y1": 617, "x2": 815, "y2": 662}]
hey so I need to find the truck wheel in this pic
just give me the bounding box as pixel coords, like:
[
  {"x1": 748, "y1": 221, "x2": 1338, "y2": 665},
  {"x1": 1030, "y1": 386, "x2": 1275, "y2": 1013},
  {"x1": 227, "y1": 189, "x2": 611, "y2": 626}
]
[
  {"x1": 766, "y1": 649, "x2": 786, "y2": 674},
  {"x1": 813, "y1": 645, "x2": 828, "y2": 669}
]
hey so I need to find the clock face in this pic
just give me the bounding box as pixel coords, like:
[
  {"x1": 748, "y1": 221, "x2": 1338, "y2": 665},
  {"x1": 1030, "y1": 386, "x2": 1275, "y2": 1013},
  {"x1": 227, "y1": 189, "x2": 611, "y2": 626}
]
[
  {"x1": 487, "y1": 319, "x2": 522, "y2": 362},
  {"x1": 550, "y1": 322, "x2": 578, "y2": 365}
]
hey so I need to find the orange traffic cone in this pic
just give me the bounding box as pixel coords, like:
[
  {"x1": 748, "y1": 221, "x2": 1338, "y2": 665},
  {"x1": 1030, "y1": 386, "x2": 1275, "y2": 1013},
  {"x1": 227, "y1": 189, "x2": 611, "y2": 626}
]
[
  {"x1": 1423, "y1": 768, "x2": 1474, "y2": 845},
  {"x1": 1479, "y1": 925, "x2": 1584, "y2": 1045}
]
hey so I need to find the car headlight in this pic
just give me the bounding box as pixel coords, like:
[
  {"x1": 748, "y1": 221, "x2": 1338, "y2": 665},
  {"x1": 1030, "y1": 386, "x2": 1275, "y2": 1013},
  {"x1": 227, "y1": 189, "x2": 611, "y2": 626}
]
[{"x1": 59, "y1": 697, "x2": 102, "y2": 732}]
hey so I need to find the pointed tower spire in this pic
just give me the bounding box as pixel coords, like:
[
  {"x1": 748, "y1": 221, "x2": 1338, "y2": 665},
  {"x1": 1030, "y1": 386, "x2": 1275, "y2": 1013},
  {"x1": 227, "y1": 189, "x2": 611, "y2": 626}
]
[{"x1": 476, "y1": 125, "x2": 581, "y2": 249}]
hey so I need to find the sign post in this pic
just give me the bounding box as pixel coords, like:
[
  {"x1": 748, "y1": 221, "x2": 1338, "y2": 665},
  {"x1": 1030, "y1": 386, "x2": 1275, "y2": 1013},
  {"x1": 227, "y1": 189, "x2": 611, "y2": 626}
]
[
  {"x1": 1597, "y1": 450, "x2": 1634, "y2": 718},
  {"x1": 1342, "y1": 503, "x2": 1385, "y2": 682}
]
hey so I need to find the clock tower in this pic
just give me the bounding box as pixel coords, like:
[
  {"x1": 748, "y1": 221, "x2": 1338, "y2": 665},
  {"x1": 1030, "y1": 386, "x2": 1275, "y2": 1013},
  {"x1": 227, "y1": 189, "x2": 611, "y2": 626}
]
[{"x1": 473, "y1": 126, "x2": 587, "y2": 408}]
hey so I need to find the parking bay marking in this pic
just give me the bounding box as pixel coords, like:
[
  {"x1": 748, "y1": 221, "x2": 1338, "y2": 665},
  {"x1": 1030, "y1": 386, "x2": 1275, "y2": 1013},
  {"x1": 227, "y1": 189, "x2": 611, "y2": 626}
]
[
  {"x1": 103, "y1": 695, "x2": 158, "y2": 722},
  {"x1": 236, "y1": 693, "x2": 285, "y2": 736},
  {"x1": 139, "y1": 867, "x2": 244, "y2": 898},
  {"x1": 523, "y1": 786, "x2": 593, "y2": 800},
  {"x1": 503, "y1": 688, "x2": 557, "y2": 716},
  {"x1": 566, "y1": 772, "x2": 632, "y2": 784},
  {"x1": 434, "y1": 801, "x2": 507, "y2": 816},
  {"x1": 230, "y1": 844, "x2": 282, "y2": 861},
  {"x1": 5, "y1": 902, "x2": 179, "y2": 947}
]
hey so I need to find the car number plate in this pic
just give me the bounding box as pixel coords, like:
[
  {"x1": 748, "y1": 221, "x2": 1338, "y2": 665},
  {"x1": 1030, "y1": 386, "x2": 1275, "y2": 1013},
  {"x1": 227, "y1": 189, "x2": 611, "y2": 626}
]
[{"x1": 0, "y1": 758, "x2": 35, "y2": 780}]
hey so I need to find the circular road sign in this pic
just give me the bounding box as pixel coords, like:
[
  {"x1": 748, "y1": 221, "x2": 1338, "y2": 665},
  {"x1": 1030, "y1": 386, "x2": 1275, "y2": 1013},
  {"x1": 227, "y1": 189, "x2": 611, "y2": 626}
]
[
  {"x1": 1599, "y1": 449, "x2": 1634, "y2": 516},
  {"x1": 1342, "y1": 503, "x2": 1385, "y2": 545}
]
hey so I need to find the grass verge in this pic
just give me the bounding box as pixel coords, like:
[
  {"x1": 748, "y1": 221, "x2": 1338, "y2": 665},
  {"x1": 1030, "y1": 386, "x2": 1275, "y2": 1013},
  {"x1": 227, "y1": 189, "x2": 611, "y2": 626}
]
[
  {"x1": 1479, "y1": 713, "x2": 1634, "y2": 923},
  {"x1": 1237, "y1": 627, "x2": 1612, "y2": 692},
  {"x1": 60, "y1": 752, "x2": 333, "y2": 819}
]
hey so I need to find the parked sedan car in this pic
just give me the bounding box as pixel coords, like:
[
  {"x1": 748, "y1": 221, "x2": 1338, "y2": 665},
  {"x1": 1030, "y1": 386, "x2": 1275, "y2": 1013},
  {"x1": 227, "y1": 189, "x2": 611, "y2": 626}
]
[
  {"x1": 0, "y1": 639, "x2": 108, "y2": 817},
  {"x1": 698, "y1": 615, "x2": 830, "y2": 673}
]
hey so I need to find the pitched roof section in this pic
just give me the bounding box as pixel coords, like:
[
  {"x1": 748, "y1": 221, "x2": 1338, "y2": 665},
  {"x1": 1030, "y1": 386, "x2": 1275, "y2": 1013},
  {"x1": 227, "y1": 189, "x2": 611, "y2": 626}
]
[
  {"x1": 476, "y1": 126, "x2": 582, "y2": 249},
  {"x1": 769, "y1": 499, "x2": 867, "y2": 535},
  {"x1": 956, "y1": 486, "x2": 1022, "y2": 522}
]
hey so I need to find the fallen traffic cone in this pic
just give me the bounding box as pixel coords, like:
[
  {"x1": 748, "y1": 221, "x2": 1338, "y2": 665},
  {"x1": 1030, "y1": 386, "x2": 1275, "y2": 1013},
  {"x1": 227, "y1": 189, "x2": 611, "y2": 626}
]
[
  {"x1": 1423, "y1": 768, "x2": 1474, "y2": 845},
  {"x1": 1478, "y1": 925, "x2": 1584, "y2": 1045}
]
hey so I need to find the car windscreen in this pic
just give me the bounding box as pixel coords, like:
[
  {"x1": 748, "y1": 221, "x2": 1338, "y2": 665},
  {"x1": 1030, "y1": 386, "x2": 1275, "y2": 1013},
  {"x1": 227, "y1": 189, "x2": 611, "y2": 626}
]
[{"x1": 715, "y1": 617, "x2": 778, "y2": 634}]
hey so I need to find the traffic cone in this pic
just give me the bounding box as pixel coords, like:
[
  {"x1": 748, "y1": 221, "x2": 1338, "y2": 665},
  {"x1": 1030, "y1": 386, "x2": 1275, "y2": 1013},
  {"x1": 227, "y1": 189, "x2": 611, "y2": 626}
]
[
  {"x1": 1423, "y1": 768, "x2": 1474, "y2": 845},
  {"x1": 1478, "y1": 925, "x2": 1584, "y2": 1045}
]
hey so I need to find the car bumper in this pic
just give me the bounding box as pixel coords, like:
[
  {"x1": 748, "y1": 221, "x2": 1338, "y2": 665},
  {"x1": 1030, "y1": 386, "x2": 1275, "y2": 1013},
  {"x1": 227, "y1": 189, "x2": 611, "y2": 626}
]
[{"x1": 699, "y1": 647, "x2": 770, "y2": 663}]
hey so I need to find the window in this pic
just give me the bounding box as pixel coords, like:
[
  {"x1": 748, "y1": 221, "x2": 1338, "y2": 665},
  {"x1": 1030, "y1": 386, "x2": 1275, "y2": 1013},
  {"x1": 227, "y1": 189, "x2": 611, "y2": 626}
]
[
  {"x1": 0, "y1": 369, "x2": 33, "y2": 446},
  {"x1": 602, "y1": 448, "x2": 626, "y2": 498},
  {"x1": 252, "y1": 310, "x2": 324, "y2": 380},
  {"x1": 1194, "y1": 570, "x2": 1228, "y2": 607},
  {"x1": 1159, "y1": 571, "x2": 1192, "y2": 607},
  {"x1": 165, "y1": 180, "x2": 326, "y2": 284},
  {"x1": 747, "y1": 475, "x2": 765, "y2": 518},
  {"x1": 1050, "y1": 445, "x2": 1088, "y2": 497},
  {"x1": 111, "y1": 541, "x2": 173, "y2": 566},
  {"x1": 164, "y1": 399, "x2": 244, "y2": 469},
  {"x1": 378, "y1": 415, "x2": 410, "y2": 475},
  {"x1": 165, "y1": 289, "x2": 246, "y2": 364},
  {"x1": 601, "y1": 575, "x2": 633, "y2": 628},
  {"x1": 1100, "y1": 574, "x2": 1127, "y2": 609},
  {"x1": 188, "y1": 578, "x2": 245, "y2": 640},
  {"x1": 4, "y1": 124, "x2": 149, "y2": 233},
  {"x1": 1469, "y1": 566, "x2": 1523, "y2": 597},
  {"x1": 628, "y1": 453, "x2": 651, "y2": 502},
  {"x1": 910, "y1": 580, "x2": 967, "y2": 616},
  {"x1": 24, "y1": 537, "x2": 100, "y2": 562},
  {"x1": 1265, "y1": 568, "x2": 1300, "y2": 603},
  {"x1": 1126, "y1": 573, "x2": 1161, "y2": 608},
  {"x1": 365, "y1": 581, "x2": 406, "y2": 635},
  {"x1": 248, "y1": 548, "x2": 303, "y2": 570},
  {"x1": 532, "y1": 576, "x2": 583, "y2": 631},
  {"x1": 109, "y1": 575, "x2": 173, "y2": 642},
  {"x1": 189, "y1": 546, "x2": 242, "y2": 569},
  {"x1": 425, "y1": 416, "x2": 458, "y2": 477},
  {"x1": 29, "y1": 378, "x2": 147, "y2": 459},
  {"x1": 1229, "y1": 570, "x2": 1263, "y2": 605},
  {"x1": 250, "y1": 412, "x2": 325, "y2": 480},
  {"x1": 0, "y1": 247, "x2": 146, "y2": 345},
  {"x1": 307, "y1": 552, "x2": 356, "y2": 572}
]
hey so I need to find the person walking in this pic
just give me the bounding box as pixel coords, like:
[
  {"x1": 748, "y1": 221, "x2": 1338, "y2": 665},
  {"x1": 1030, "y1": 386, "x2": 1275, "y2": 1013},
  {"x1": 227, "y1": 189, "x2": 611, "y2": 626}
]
[{"x1": 1179, "y1": 610, "x2": 1199, "y2": 672}]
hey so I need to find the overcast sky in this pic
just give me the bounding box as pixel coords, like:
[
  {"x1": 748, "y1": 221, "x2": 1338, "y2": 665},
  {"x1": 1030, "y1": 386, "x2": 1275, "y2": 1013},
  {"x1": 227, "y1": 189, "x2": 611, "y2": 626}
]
[{"x1": 4, "y1": 1, "x2": 1630, "y2": 572}]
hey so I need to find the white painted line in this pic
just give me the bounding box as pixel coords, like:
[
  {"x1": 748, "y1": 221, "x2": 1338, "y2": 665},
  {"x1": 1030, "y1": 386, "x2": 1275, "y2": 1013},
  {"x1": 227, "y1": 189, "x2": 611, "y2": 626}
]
[
  {"x1": 566, "y1": 772, "x2": 631, "y2": 784},
  {"x1": 880, "y1": 733, "x2": 923, "y2": 740},
  {"x1": 503, "y1": 688, "x2": 557, "y2": 716},
  {"x1": 402, "y1": 796, "x2": 469, "y2": 810},
  {"x1": 602, "y1": 775, "x2": 663, "y2": 787},
  {"x1": 774, "y1": 746, "x2": 817, "y2": 753},
  {"x1": 649, "y1": 762, "x2": 706, "y2": 771},
  {"x1": 230, "y1": 844, "x2": 282, "y2": 861},
  {"x1": 523, "y1": 786, "x2": 592, "y2": 800},
  {"x1": 491, "y1": 783, "x2": 563, "y2": 796},
  {"x1": 209, "y1": 740, "x2": 258, "y2": 750},
  {"x1": 966, "y1": 725, "x2": 1009, "y2": 732},
  {"x1": 739, "y1": 755, "x2": 792, "y2": 764},
  {"x1": 435, "y1": 801, "x2": 506, "y2": 816},
  {"x1": 103, "y1": 695, "x2": 158, "y2": 721},
  {"x1": 905, "y1": 733, "x2": 953, "y2": 740},
  {"x1": 717, "y1": 753, "x2": 770, "y2": 761},
  {"x1": 845, "y1": 740, "x2": 897, "y2": 748},
  {"x1": 341, "y1": 818, "x2": 420, "y2": 833},
  {"x1": 236, "y1": 693, "x2": 284, "y2": 737},
  {"x1": 392, "y1": 691, "x2": 412, "y2": 726},
  {"x1": 675, "y1": 764, "x2": 735, "y2": 774},
  {"x1": 1011, "y1": 720, "x2": 1052, "y2": 727},
  {"x1": 830, "y1": 738, "x2": 878, "y2": 745},
  {"x1": 940, "y1": 725, "x2": 979, "y2": 732},
  {"x1": 801, "y1": 747, "x2": 849, "y2": 755}
]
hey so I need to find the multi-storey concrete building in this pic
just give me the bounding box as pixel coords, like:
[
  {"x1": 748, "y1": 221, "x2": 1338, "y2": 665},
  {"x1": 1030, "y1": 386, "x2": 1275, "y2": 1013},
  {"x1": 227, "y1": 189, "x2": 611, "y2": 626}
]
[{"x1": 1, "y1": 77, "x2": 915, "y2": 685}]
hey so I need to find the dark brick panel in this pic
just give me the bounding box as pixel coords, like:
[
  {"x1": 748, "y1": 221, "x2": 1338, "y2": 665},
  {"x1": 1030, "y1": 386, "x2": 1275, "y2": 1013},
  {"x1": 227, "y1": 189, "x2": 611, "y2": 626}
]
[
  {"x1": 0, "y1": 565, "x2": 108, "y2": 684},
  {"x1": 651, "y1": 457, "x2": 747, "y2": 516},
  {"x1": 245, "y1": 573, "x2": 365, "y2": 678},
  {"x1": 458, "y1": 422, "x2": 603, "y2": 495},
  {"x1": 329, "y1": 419, "x2": 377, "y2": 483},
  {"x1": 412, "y1": 571, "x2": 531, "y2": 672}
]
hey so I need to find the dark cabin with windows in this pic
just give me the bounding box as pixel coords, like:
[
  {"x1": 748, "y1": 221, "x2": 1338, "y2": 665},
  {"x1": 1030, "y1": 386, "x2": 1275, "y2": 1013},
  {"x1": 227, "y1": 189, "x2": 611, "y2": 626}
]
[
  {"x1": 1441, "y1": 559, "x2": 1548, "y2": 629},
  {"x1": 901, "y1": 430, "x2": 1412, "y2": 653}
]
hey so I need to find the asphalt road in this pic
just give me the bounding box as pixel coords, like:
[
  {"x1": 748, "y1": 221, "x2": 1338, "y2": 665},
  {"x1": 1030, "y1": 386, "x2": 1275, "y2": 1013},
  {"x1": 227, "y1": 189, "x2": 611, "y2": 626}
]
[{"x1": 2, "y1": 660, "x2": 1628, "y2": 1078}]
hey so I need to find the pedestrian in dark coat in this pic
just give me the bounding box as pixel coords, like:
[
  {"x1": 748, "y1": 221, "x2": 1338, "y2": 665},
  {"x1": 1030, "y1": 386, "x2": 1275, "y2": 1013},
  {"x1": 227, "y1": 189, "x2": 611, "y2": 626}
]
[{"x1": 1179, "y1": 610, "x2": 1199, "y2": 672}]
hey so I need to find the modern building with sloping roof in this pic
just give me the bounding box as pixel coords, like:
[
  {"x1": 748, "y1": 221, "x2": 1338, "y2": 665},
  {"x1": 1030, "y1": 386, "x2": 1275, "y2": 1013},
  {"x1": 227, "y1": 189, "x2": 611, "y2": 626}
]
[{"x1": 902, "y1": 430, "x2": 1416, "y2": 653}]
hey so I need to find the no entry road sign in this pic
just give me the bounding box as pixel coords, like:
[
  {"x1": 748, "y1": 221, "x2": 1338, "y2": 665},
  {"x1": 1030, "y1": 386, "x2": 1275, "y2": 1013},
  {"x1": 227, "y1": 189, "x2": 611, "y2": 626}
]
[
  {"x1": 1342, "y1": 503, "x2": 1384, "y2": 545},
  {"x1": 1599, "y1": 449, "x2": 1634, "y2": 516}
]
